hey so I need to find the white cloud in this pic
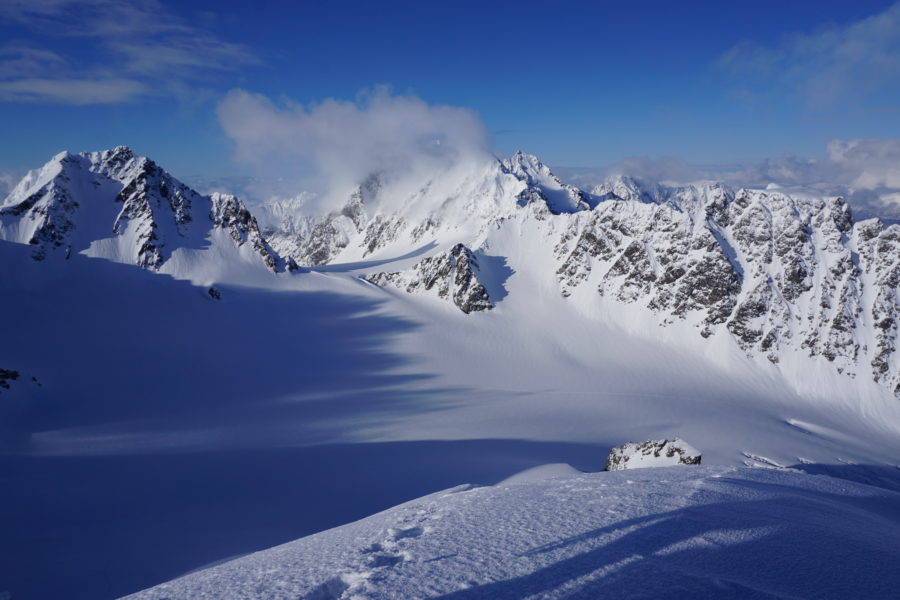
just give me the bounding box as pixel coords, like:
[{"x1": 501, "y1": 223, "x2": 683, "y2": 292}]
[
  {"x1": 597, "y1": 139, "x2": 900, "y2": 220},
  {"x1": 216, "y1": 87, "x2": 491, "y2": 211},
  {"x1": 719, "y1": 2, "x2": 900, "y2": 106},
  {"x1": 0, "y1": 171, "x2": 20, "y2": 200},
  {"x1": 602, "y1": 156, "x2": 702, "y2": 184},
  {"x1": 0, "y1": 46, "x2": 66, "y2": 78},
  {"x1": 826, "y1": 138, "x2": 900, "y2": 189},
  {"x1": 0, "y1": 0, "x2": 258, "y2": 104}
]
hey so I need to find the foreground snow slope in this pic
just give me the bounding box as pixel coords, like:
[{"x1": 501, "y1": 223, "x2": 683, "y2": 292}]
[{"x1": 126, "y1": 465, "x2": 900, "y2": 600}]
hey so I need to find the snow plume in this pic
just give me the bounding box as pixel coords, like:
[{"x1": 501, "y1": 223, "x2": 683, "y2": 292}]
[
  {"x1": 216, "y1": 87, "x2": 492, "y2": 214},
  {"x1": 0, "y1": 171, "x2": 21, "y2": 201}
]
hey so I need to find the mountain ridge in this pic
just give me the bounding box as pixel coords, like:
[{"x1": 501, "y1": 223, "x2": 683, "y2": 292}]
[{"x1": 1, "y1": 147, "x2": 897, "y2": 397}]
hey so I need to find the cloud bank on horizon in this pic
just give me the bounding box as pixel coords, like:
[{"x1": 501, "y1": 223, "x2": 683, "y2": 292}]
[{"x1": 595, "y1": 138, "x2": 900, "y2": 219}]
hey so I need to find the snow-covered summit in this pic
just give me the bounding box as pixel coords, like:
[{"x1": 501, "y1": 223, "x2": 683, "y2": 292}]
[
  {"x1": 502, "y1": 150, "x2": 594, "y2": 213},
  {"x1": 0, "y1": 147, "x2": 283, "y2": 273}
]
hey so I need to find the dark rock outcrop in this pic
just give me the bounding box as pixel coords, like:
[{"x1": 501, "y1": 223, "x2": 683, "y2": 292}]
[
  {"x1": 364, "y1": 243, "x2": 493, "y2": 314},
  {"x1": 605, "y1": 439, "x2": 702, "y2": 471}
]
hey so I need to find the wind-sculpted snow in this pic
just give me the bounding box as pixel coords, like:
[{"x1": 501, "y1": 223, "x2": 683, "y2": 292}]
[
  {"x1": 3, "y1": 148, "x2": 900, "y2": 599},
  {"x1": 364, "y1": 243, "x2": 493, "y2": 313},
  {"x1": 124, "y1": 465, "x2": 900, "y2": 600},
  {"x1": 0, "y1": 147, "x2": 282, "y2": 272}
]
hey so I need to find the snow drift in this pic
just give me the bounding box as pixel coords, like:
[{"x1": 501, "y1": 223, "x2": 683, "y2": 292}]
[{"x1": 124, "y1": 465, "x2": 900, "y2": 600}]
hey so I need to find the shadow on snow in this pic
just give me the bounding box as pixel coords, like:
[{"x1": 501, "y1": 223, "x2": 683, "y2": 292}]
[
  {"x1": 438, "y1": 468, "x2": 900, "y2": 600},
  {"x1": 0, "y1": 241, "x2": 607, "y2": 599}
]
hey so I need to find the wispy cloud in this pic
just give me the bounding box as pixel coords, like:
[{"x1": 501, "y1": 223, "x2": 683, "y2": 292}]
[
  {"x1": 719, "y1": 2, "x2": 900, "y2": 106},
  {"x1": 0, "y1": 171, "x2": 21, "y2": 200},
  {"x1": 0, "y1": 77, "x2": 146, "y2": 104},
  {"x1": 0, "y1": 0, "x2": 258, "y2": 104}
]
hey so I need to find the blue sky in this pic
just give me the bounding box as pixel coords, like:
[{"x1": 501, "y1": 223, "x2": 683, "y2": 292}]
[{"x1": 1, "y1": 0, "x2": 899, "y2": 180}]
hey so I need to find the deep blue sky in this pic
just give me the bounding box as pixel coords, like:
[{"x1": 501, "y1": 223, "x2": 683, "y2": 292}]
[{"x1": 1, "y1": 0, "x2": 899, "y2": 179}]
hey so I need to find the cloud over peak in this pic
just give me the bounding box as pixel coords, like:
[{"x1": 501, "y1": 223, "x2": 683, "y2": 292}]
[{"x1": 216, "y1": 87, "x2": 491, "y2": 200}]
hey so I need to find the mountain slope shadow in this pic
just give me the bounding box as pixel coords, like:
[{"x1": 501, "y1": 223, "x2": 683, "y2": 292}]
[
  {"x1": 475, "y1": 251, "x2": 515, "y2": 303},
  {"x1": 0, "y1": 240, "x2": 457, "y2": 451},
  {"x1": 0, "y1": 239, "x2": 480, "y2": 599}
]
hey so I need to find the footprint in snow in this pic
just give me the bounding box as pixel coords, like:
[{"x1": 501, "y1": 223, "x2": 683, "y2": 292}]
[
  {"x1": 389, "y1": 525, "x2": 425, "y2": 540},
  {"x1": 367, "y1": 552, "x2": 406, "y2": 568}
]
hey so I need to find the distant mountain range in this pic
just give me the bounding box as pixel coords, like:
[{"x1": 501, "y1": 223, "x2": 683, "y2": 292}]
[{"x1": 2, "y1": 146, "x2": 897, "y2": 397}]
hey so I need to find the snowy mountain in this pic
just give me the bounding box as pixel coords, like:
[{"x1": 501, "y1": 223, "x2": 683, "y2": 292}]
[
  {"x1": 0, "y1": 147, "x2": 284, "y2": 273},
  {"x1": 255, "y1": 152, "x2": 899, "y2": 398},
  {"x1": 2, "y1": 147, "x2": 900, "y2": 599},
  {"x1": 2, "y1": 147, "x2": 897, "y2": 396}
]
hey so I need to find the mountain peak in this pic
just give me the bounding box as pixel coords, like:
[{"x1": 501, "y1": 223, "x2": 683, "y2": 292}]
[{"x1": 0, "y1": 147, "x2": 284, "y2": 273}]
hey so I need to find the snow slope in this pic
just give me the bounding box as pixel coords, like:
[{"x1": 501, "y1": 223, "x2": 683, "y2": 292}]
[
  {"x1": 125, "y1": 465, "x2": 900, "y2": 599},
  {"x1": 1, "y1": 148, "x2": 899, "y2": 599},
  {"x1": 264, "y1": 155, "x2": 900, "y2": 399}
]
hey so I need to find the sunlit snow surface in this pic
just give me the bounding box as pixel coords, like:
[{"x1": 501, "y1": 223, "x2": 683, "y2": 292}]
[
  {"x1": 2, "y1": 150, "x2": 900, "y2": 600},
  {"x1": 126, "y1": 465, "x2": 900, "y2": 600},
  {"x1": 2, "y1": 237, "x2": 900, "y2": 599}
]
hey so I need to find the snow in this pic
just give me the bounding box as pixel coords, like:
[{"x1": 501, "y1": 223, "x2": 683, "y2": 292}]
[
  {"x1": 124, "y1": 465, "x2": 900, "y2": 599},
  {"x1": 605, "y1": 439, "x2": 701, "y2": 471},
  {"x1": 1, "y1": 147, "x2": 899, "y2": 599}
]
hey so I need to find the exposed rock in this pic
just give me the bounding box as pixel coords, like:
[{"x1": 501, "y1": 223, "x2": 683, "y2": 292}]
[
  {"x1": 0, "y1": 147, "x2": 285, "y2": 272},
  {"x1": 4, "y1": 148, "x2": 898, "y2": 397},
  {"x1": 210, "y1": 193, "x2": 280, "y2": 272},
  {"x1": 605, "y1": 438, "x2": 702, "y2": 471},
  {"x1": 271, "y1": 176, "x2": 381, "y2": 266},
  {"x1": 364, "y1": 243, "x2": 493, "y2": 314},
  {"x1": 0, "y1": 369, "x2": 20, "y2": 391},
  {"x1": 502, "y1": 151, "x2": 592, "y2": 213},
  {"x1": 554, "y1": 182, "x2": 898, "y2": 396}
]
